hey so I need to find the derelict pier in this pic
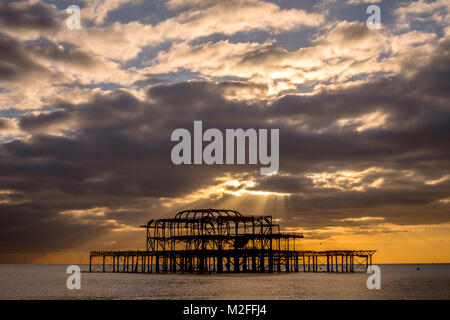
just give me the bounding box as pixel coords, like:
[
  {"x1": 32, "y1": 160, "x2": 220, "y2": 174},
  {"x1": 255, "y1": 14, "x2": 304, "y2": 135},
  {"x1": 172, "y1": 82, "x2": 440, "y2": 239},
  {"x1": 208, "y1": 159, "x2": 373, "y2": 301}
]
[{"x1": 89, "y1": 209, "x2": 375, "y2": 273}]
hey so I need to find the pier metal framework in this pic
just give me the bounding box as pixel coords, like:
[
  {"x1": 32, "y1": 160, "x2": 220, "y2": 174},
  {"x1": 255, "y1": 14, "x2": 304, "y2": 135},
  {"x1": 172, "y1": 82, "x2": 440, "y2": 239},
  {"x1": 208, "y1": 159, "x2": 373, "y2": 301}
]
[{"x1": 90, "y1": 209, "x2": 376, "y2": 273}]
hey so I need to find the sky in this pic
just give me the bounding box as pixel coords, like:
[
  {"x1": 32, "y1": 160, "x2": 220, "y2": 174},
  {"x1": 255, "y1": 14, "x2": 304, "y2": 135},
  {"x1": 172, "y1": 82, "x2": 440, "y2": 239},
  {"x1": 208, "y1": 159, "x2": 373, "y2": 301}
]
[{"x1": 0, "y1": 0, "x2": 449, "y2": 264}]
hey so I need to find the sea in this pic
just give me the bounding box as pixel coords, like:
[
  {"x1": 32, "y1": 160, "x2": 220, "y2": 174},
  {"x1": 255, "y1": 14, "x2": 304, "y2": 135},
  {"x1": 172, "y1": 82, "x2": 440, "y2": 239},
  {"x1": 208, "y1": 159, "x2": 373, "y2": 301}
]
[{"x1": 0, "y1": 264, "x2": 449, "y2": 300}]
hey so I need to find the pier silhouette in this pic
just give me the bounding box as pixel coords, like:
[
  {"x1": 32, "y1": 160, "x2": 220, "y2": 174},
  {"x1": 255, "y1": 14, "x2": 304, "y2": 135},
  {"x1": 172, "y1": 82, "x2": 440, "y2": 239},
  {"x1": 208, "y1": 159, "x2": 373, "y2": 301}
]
[{"x1": 90, "y1": 209, "x2": 375, "y2": 273}]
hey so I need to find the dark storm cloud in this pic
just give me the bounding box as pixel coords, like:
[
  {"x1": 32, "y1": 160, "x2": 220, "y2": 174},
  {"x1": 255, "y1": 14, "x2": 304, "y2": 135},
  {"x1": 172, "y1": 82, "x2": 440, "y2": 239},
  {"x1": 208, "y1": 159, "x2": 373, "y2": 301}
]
[
  {"x1": 0, "y1": 40, "x2": 449, "y2": 252},
  {"x1": 19, "y1": 110, "x2": 73, "y2": 132},
  {"x1": 28, "y1": 38, "x2": 100, "y2": 68},
  {"x1": 268, "y1": 40, "x2": 450, "y2": 172},
  {"x1": 0, "y1": 118, "x2": 16, "y2": 130},
  {"x1": 0, "y1": 32, "x2": 47, "y2": 81},
  {"x1": 267, "y1": 40, "x2": 450, "y2": 123},
  {"x1": 0, "y1": 202, "x2": 112, "y2": 253},
  {"x1": 0, "y1": 31, "x2": 108, "y2": 86},
  {"x1": 0, "y1": 1, "x2": 61, "y2": 31},
  {"x1": 218, "y1": 81, "x2": 269, "y2": 98}
]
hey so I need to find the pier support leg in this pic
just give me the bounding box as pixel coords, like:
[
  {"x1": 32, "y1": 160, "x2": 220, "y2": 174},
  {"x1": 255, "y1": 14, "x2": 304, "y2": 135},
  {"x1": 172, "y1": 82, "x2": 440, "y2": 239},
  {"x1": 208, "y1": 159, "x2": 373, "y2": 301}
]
[
  {"x1": 233, "y1": 254, "x2": 239, "y2": 273},
  {"x1": 260, "y1": 253, "x2": 265, "y2": 272},
  {"x1": 268, "y1": 252, "x2": 273, "y2": 273},
  {"x1": 286, "y1": 253, "x2": 290, "y2": 272},
  {"x1": 252, "y1": 254, "x2": 256, "y2": 272},
  {"x1": 217, "y1": 254, "x2": 223, "y2": 273}
]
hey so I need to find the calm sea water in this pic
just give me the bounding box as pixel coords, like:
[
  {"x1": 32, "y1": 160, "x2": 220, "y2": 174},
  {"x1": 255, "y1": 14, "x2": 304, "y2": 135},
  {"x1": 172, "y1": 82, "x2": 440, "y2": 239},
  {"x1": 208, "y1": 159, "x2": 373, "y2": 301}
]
[{"x1": 0, "y1": 264, "x2": 449, "y2": 300}]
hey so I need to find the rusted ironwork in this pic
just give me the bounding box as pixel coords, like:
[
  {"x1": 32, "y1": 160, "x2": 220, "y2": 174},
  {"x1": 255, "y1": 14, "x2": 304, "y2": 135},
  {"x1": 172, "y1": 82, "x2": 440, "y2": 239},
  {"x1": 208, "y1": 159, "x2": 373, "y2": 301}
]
[{"x1": 90, "y1": 209, "x2": 376, "y2": 273}]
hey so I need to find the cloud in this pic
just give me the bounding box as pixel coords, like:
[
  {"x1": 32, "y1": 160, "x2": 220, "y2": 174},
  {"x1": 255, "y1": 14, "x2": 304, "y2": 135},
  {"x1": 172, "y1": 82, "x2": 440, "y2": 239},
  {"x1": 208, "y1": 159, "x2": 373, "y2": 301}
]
[
  {"x1": 0, "y1": 33, "x2": 59, "y2": 82},
  {"x1": 0, "y1": 31, "x2": 139, "y2": 110},
  {"x1": 48, "y1": 0, "x2": 324, "y2": 61},
  {"x1": 82, "y1": 0, "x2": 142, "y2": 25},
  {"x1": 0, "y1": 0, "x2": 61, "y2": 32},
  {"x1": 394, "y1": 0, "x2": 450, "y2": 30},
  {"x1": 0, "y1": 118, "x2": 21, "y2": 139},
  {"x1": 0, "y1": 40, "x2": 449, "y2": 252},
  {"x1": 166, "y1": 0, "x2": 220, "y2": 10},
  {"x1": 0, "y1": 1, "x2": 448, "y2": 258},
  {"x1": 143, "y1": 21, "x2": 396, "y2": 96},
  {"x1": 347, "y1": 0, "x2": 381, "y2": 4}
]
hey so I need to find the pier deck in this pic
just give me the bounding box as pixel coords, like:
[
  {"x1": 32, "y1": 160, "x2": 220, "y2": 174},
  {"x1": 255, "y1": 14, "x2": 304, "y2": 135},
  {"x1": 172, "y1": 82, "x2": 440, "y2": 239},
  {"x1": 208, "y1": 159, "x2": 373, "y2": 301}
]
[{"x1": 89, "y1": 249, "x2": 376, "y2": 273}]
